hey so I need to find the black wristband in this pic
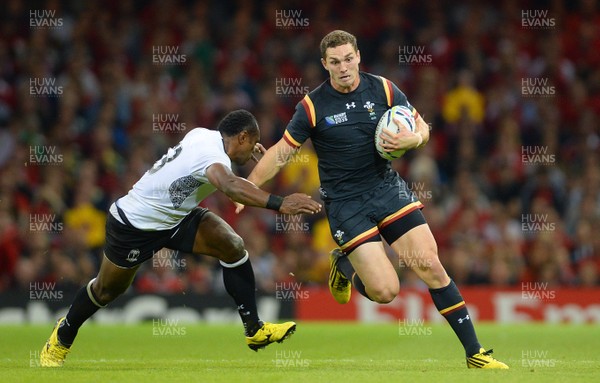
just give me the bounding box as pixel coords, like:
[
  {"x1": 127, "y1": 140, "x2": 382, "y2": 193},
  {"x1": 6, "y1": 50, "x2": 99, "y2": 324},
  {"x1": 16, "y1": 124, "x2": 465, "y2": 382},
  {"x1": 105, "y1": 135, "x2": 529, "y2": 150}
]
[{"x1": 266, "y1": 194, "x2": 284, "y2": 211}]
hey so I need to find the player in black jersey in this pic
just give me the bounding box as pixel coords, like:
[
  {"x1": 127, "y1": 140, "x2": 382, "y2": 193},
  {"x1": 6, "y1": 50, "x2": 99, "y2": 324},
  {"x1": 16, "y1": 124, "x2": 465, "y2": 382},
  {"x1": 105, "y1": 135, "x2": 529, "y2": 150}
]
[{"x1": 241, "y1": 30, "x2": 508, "y2": 369}]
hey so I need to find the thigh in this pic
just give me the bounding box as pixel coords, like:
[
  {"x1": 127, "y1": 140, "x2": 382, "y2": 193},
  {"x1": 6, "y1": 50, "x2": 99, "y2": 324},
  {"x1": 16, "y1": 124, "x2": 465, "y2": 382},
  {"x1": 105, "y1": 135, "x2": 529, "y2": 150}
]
[
  {"x1": 348, "y1": 241, "x2": 399, "y2": 293},
  {"x1": 169, "y1": 209, "x2": 241, "y2": 258},
  {"x1": 93, "y1": 254, "x2": 140, "y2": 303},
  {"x1": 389, "y1": 223, "x2": 450, "y2": 288},
  {"x1": 379, "y1": 208, "x2": 427, "y2": 247}
]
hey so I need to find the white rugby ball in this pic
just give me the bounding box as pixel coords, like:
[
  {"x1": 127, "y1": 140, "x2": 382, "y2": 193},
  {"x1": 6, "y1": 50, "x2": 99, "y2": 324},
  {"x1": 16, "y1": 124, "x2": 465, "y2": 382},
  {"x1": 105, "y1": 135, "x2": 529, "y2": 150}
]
[{"x1": 374, "y1": 105, "x2": 416, "y2": 161}]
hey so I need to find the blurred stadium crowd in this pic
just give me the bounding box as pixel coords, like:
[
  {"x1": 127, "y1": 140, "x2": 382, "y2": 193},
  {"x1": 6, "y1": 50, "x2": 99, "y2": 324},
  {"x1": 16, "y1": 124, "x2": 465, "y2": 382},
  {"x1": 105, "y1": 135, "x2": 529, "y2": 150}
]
[{"x1": 0, "y1": 0, "x2": 599, "y2": 295}]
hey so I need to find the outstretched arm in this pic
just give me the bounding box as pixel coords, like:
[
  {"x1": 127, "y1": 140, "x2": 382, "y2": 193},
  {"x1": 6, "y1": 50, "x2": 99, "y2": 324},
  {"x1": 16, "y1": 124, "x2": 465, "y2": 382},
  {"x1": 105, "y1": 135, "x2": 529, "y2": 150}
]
[
  {"x1": 206, "y1": 162, "x2": 320, "y2": 215},
  {"x1": 246, "y1": 138, "x2": 298, "y2": 188}
]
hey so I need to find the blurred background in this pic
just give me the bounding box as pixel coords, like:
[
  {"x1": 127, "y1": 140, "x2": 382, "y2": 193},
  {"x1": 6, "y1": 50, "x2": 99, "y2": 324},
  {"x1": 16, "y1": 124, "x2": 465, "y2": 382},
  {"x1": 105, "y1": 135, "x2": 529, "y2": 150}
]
[{"x1": 0, "y1": 0, "x2": 599, "y2": 311}]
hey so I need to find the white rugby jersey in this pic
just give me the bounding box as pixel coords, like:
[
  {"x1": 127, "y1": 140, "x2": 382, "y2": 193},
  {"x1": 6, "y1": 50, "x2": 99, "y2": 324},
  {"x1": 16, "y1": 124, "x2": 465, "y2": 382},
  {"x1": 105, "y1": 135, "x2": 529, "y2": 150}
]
[{"x1": 110, "y1": 128, "x2": 231, "y2": 230}]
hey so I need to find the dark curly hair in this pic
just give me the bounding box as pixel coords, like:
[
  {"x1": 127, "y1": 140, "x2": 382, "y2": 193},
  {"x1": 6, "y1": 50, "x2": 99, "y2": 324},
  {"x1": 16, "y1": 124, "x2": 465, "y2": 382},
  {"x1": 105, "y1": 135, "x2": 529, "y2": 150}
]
[{"x1": 217, "y1": 109, "x2": 259, "y2": 137}]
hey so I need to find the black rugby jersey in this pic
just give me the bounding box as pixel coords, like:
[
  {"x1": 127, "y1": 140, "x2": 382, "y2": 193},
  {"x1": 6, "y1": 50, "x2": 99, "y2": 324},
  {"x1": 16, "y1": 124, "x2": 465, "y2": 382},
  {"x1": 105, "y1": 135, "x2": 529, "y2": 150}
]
[{"x1": 283, "y1": 72, "x2": 419, "y2": 201}]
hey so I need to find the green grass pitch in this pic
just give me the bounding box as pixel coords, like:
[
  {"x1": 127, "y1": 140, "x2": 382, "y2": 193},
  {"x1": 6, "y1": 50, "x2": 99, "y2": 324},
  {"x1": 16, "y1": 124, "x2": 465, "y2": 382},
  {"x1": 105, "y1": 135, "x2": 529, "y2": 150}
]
[{"x1": 2, "y1": 322, "x2": 598, "y2": 383}]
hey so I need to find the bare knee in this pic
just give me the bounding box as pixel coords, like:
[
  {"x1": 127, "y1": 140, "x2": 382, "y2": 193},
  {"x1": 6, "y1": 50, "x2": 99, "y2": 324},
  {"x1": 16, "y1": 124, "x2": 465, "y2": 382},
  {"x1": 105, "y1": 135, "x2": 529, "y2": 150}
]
[
  {"x1": 418, "y1": 251, "x2": 450, "y2": 288},
  {"x1": 368, "y1": 284, "x2": 399, "y2": 304},
  {"x1": 430, "y1": 259, "x2": 450, "y2": 282},
  {"x1": 219, "y1": 233, "x2": 246, "y2": 264},
  {"x1": 92, "y1": 280, "x2": 127, "y2": 305}
]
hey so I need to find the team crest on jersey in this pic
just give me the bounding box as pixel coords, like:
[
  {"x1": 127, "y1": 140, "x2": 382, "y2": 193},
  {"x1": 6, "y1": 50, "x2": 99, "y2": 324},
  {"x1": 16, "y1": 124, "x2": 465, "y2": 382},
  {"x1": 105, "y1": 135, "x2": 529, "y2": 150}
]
[
  {"x1": 126, "y1": 249, "x2": 140, "y2": 263},
  {"x1": 325, "y1": 112, "x2": 348, "y2": 125},
  {"x1": 363, "y1": 101, "x2": 377, "y2": 120}
]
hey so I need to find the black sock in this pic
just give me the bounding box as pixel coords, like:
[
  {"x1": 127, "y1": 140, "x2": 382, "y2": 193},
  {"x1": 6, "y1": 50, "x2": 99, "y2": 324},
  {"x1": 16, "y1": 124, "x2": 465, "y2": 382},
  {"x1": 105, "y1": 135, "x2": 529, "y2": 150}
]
[
  {"x1": 351, "y1": 273, "x2": 372, "y2": 301},
  {"x1": 336, "y1": 255, "x2": 355, "y2": 279},
  {"x1": 57, "y1": 279, "x2": 105, "y2": 347},
  {"x1": 338, "y1": 256, "x2": 372, "y2": 300},
  {"x1": 429, "y1": 280, "x2": 481, "y2": 356},
  {"x1": 221, "y1": 251, "x2": 262, "y2": 337}
]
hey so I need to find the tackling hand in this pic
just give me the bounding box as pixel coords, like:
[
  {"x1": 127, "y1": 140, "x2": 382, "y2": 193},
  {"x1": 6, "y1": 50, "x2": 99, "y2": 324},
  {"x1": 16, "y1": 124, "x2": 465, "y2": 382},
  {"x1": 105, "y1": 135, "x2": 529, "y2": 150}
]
[
  {"x1": 279, "y1": 193, "x2": 322, "y2": 215},
  {"x1": 251, "y1": 143, "x2": 266, "y2": 162}
]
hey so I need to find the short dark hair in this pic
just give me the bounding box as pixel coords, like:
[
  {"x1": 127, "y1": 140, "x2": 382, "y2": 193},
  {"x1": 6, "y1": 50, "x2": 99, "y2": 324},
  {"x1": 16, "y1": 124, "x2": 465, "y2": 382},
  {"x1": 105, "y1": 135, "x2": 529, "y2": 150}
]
[
  {"x1": 217, "y1": 109, "x2": 259, "y2": 137},
  {"x1": 320, "y1": 30, "x2": 358, "y2": 59}
]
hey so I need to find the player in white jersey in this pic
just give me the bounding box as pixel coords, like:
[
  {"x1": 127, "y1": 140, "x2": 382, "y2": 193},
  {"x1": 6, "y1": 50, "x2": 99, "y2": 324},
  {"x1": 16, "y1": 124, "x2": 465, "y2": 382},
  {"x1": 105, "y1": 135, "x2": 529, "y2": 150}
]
[{"x1": 40, "y1": 110, "x2": 322, "y2": 367}]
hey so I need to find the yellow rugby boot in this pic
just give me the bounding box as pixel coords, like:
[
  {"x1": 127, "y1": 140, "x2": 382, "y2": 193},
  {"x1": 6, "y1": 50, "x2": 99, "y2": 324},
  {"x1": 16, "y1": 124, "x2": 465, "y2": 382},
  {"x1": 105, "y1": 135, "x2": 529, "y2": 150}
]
[
  {"x1": 328, "y1": 248, "x2": 351, "y2": 304},
  {"x1": 40, "y1": 317, "x2": 71, "y2": 367},
  {"x1": 467, "y1": 348, "x2": 509, "y2": 369},
  {"x1": 246, "y1": 321, "x2": 296, "y2": 351}
]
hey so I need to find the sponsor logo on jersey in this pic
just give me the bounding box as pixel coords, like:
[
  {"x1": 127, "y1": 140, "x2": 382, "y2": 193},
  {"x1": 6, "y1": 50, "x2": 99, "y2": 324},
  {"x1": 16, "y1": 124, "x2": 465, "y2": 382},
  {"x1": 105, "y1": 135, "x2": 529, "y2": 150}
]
[{"x1": 325, "y1": 112, "x2": 348, "y2": 125}]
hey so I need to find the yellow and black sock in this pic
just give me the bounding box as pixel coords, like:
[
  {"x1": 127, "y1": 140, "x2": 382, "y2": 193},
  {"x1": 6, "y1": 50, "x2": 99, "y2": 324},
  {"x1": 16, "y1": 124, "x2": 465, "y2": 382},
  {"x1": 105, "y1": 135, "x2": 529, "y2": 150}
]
[{"x1": 429, "y1": 280, "x2": 481, "y2": 357}]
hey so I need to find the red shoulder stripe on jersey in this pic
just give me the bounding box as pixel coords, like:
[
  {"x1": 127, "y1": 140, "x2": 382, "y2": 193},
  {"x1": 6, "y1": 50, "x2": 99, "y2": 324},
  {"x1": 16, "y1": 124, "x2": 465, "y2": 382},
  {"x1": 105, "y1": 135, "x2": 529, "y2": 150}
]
[
  {"x1": 300, "y1": 95, "x2": 316, "y2": 127},
  {"x1": 410, "y1": 106, "x2": 420, "y2": 121},
  {"x1": 380, "y1": 76, "x2": 394, "y2": 107}
]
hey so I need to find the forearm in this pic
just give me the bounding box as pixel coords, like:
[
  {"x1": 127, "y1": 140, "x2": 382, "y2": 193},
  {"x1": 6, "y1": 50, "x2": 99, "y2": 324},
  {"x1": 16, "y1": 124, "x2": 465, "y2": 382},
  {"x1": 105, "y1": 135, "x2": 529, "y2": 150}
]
[
  {"x1": 415, "y1": 115, "x2": 430, "y2": 148},
  {"x1": 248, "y1": 140, "x2": 293, "y2": 187},
  {"x1": 221, "y1": 176, "x2": 274, "y2": 209}
]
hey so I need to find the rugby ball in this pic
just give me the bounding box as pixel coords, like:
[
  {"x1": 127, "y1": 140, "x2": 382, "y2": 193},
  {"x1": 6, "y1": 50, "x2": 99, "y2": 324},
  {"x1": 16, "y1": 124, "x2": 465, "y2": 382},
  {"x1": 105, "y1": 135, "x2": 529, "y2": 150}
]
[{"x1": 374, "y1": 105, "x2": 416, "y2": 160}]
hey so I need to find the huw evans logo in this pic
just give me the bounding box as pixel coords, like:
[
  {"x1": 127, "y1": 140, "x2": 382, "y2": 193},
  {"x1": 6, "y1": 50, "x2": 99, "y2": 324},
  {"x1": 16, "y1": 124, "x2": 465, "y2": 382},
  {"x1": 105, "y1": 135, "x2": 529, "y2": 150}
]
[
  {"x1": 275, "y1": 146, "x2": 310, "y2": 164},
  {"x1": 29, "y1": 10, "x2": 63, "y2": 28},
  {"x1": 521, "y1": 146, "x2": 555, "y2": 165},
  {"x1": 152, "y1": 46, "x2": 187, "y2": 65},
  {"x1": 521, "y1": 350, "x2": 556, "y2": 367},
  {"x1": 275, "y1": 10, "x2": 309, "y2": 29},
  {"x1": 521, "y1": 214, "x2": 555, "y2": 233},
  {"x1": 28, "y1": 146, "x2": 63, "y2": 165},
  {"x1": 152, "y1": 114, "x2": 186, "y2": 132},
  {"x1": 29, "y1": 282, "x2": 63, "y2": 301},
  {"x1": 29, "y1": 214, "x2": 63, "y2": 233},
  {"x1": 398, "y1": 319, "x2": 432, "y2": 336},
  {"x1": 152, "y1": 249, "x2": 186, "y2": 269},
  {"x1": 275, "y1": 78, "x2": 309, "y2": 97},
  {"x1": 398, "y1": 249, "x2": 432, "y2": 269},
  {"x1": 521, "y1": 10, "x2": 555, "y2": 29},
  {"x1": 398, "y1": 46, "x2": 432, "y2": 65},
  {"x1": 275, "y1": 214, "x2": 309, "y2": 233},
  {"x1": 29, "y1": 78, "x2": 63, "y2": 97},
  {"x1": 29, "y1": 350, "x2": 42, "y2": 367},
  {"x1": 275, "y1": 282, "x2": 309, "y2": 301},
  {"x1": 273, "y1": 350, "x2": 310, "y2": 367},
  {"x1": 399, "y1": 181, "x2": 433, "y2": 201},
  {"x1": 521, "y1": 282, "x2": 556, "y2": 301},
  {"x1": 521, "y1": 78, "x2": 555, "y2": 97},
  {"x1": 152, "y1": 318, "x2": 187, "y2": 337}
]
